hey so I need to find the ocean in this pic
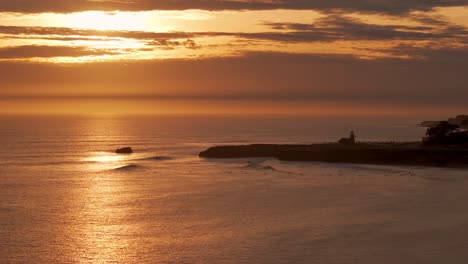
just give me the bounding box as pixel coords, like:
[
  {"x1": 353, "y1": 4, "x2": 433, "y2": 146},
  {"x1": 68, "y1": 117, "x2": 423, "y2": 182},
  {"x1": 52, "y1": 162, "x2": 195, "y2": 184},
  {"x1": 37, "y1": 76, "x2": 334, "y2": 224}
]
[{"x1": 1, "y1": 115, "x2": 467, "y2": 263}]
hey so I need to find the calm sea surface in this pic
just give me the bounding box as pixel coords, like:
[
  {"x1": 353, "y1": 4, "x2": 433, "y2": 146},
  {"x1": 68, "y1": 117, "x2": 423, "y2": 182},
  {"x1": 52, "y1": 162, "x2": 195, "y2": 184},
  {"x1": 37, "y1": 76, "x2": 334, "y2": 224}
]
[{"x1": 1, "y1": 115, "x2": 468, "y2": 263}]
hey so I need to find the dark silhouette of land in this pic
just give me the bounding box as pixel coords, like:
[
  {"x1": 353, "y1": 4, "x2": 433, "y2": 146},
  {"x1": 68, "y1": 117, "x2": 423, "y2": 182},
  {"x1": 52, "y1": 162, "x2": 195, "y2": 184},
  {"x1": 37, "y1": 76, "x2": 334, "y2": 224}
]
[
  {"x1": 200, "y1": 143, "x2": 468, "y2": 168},
  {"x1": 200, "y1": 116, "x2": 468, "y2": 168}
]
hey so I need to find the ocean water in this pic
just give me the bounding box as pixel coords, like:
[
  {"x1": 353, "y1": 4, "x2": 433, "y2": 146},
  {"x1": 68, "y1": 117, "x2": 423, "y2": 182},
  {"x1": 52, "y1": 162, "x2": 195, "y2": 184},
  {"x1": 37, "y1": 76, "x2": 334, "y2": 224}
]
[{"x1": 1, "y1": 115, "x2": 468, "y2": 263}]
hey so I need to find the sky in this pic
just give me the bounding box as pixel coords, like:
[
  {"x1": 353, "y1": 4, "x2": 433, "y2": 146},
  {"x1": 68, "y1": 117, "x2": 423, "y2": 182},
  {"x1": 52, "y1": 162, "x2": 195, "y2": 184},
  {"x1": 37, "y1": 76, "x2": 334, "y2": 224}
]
[{"x1": 0, "y1": 0, "x2": 467, "y2": 116}]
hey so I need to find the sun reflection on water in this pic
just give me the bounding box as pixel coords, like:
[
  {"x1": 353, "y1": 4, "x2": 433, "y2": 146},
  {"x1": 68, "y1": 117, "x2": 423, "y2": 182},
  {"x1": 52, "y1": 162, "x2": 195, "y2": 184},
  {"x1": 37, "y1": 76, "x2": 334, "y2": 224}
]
[
  {"x1": 86, "y1": 153, "x2": 125, "y2": 163},
  {"x1": 83, "y1": 152, "x2": 132, "y2": 171},
  {"x1": 77, "y1": 167, "x2": 133, "y2": 263}
]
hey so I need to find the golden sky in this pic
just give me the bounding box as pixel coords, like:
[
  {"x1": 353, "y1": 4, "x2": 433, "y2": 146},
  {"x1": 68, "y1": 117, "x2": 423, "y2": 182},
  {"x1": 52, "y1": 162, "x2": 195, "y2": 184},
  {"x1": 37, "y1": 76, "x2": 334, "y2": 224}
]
[{"x1": 0, "y1": 1, "x2": 467, "y2": 116}]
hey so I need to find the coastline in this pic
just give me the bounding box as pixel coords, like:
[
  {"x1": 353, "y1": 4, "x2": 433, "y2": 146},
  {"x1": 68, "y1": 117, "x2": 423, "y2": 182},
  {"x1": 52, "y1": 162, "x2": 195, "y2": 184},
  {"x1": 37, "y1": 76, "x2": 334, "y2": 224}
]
[{"x1": 199, "y1": 143, "x2": 468, "y2": 168}]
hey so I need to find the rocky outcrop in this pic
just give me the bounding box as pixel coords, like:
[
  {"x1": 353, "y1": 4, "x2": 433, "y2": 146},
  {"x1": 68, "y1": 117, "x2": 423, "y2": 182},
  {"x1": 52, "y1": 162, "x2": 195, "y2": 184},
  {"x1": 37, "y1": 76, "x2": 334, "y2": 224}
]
[
  {"x1": 115, "y1": 147, "x2": 133, "y2": 154},
  {"x1": 200, "y1": 144, "x2": 294, "y2": 158},
  {"x1": 200, "y1": 143, "x2": 468, "y2": 168}
]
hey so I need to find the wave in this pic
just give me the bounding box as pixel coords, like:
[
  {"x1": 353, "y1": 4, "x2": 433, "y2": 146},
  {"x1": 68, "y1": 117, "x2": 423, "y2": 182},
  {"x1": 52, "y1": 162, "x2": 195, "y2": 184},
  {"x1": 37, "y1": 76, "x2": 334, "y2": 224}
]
[
  {"x1": 112, "y1": 164, "x2": 143, "y2": 171},
  {"x1": 136, "y1": 156, "x2": 172, "y2": 161},
  {"x1": 245, "y1": 161, "x2": 278, "y2": 171},
  {"x1": 244, "y1": 160, "x2": 303, "y2": 175},
  {"x1": 21, "y1": 160, "x2": 90, "y2": 166}
]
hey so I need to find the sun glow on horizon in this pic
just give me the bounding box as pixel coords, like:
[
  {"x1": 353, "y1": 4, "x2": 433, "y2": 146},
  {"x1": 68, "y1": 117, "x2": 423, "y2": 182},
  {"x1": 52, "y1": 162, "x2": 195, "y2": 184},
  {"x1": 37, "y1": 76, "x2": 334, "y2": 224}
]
[{"x1": 61, "y1": 11, "x2": 152, "y2": 31}]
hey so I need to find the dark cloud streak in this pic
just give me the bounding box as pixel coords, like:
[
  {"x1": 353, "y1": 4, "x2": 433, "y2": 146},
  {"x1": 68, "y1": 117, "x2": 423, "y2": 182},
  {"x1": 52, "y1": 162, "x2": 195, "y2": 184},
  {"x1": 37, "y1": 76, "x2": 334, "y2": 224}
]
[
  {"x1": 0, "y1": 45, "x2": 118, "y2": 58},
  {"x1": 261, "y1": 15, "x2": 468, "y2": 42},
  {"x1": 0, "y1": 0, "x2": 467, "y2": 14}
]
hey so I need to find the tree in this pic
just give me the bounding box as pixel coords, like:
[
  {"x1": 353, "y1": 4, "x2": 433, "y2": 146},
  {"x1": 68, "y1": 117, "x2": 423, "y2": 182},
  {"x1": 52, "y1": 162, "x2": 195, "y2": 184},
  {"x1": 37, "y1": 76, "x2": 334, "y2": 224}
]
[
  {"x1": 426, "y1": 121, "x2": 459, "y2": 138},
  {"x1": 424, "y1": 121, "x2": 468, "y2": 146},
  {"x1": 461, "y1": 119, "x2": 468, "y2": 129}
]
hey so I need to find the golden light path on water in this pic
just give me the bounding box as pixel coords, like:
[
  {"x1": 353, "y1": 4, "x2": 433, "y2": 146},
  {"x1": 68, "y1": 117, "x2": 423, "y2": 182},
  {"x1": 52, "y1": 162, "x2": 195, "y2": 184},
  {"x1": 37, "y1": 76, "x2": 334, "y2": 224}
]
[
  {"x1": 78, "y1": 169, "x2": 131, "y2": 263},
  {"x1": 84, "y1": 152, "x2": 128, "y2": 171},
  {"x1": 71, "y1": 119, "x2": 137, "y2": 263}
]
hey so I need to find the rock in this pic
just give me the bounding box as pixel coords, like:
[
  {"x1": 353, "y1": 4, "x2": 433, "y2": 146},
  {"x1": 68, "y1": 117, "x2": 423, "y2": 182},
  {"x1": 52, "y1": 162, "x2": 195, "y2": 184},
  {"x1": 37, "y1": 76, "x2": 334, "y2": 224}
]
[{"x1": 115, "y1": 147, "x2": 133, "y2": 154}]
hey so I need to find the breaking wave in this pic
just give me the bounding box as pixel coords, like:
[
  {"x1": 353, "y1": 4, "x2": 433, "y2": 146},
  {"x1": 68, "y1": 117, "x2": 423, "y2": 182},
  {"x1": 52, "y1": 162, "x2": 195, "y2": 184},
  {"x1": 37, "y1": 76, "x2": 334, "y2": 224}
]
[
  {"x1": 244, "y1": 161, "x2": 278, "y2": 171},
  {"x1": 112, "y1": 164, "x2": 143, "y2": 171},
  {"x1": 136, "y1": 156, "x2": 172, "y2": 161}
]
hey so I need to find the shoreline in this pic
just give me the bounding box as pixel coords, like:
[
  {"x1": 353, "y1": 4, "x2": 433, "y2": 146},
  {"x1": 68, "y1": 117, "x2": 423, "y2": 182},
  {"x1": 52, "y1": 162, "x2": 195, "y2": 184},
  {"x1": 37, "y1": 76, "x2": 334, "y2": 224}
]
[{"x1": 199, "y1": 143, "x2": 468, "y2": 168}]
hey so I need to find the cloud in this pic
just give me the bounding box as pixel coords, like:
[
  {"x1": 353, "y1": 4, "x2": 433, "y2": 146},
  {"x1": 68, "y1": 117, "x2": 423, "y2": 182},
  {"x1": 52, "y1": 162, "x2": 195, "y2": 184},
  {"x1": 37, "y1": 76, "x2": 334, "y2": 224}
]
[
  {"x1": 0, "y1": 45, "x2": 118, "y2": 58},
  {"x1": 148, "y1": 39, "x2": 200, "y2": 49},
  {"x1": 260, "y1": 15, "x2": 468, "y2": 42},
  {"x1": 0, "y1": 25, "x2": 194, "y2": 40},
  {"x1": 1, "y1": 11, "x2": 466, "y2": 61},
  {"x1": 0, "y1": 0, "x2": 466, "y2": 14},
  {"x1": 2, "y1": 12, "x2": 466, "y2": 46}
]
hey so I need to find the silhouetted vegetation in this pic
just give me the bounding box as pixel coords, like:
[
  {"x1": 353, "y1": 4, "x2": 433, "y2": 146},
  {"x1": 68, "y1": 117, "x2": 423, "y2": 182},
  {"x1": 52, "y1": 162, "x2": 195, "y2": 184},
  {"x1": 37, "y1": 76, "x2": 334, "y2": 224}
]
[{"x1": 424, "y1": 121, "x2": 468, "y2": 146}]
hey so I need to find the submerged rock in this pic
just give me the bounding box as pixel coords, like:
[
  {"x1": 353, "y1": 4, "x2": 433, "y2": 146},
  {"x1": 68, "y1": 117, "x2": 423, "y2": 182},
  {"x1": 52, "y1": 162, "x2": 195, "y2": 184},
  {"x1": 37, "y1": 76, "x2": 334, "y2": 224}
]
[{"x1": 115, "y1": 147, "x2": 133, "y2": 154}]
